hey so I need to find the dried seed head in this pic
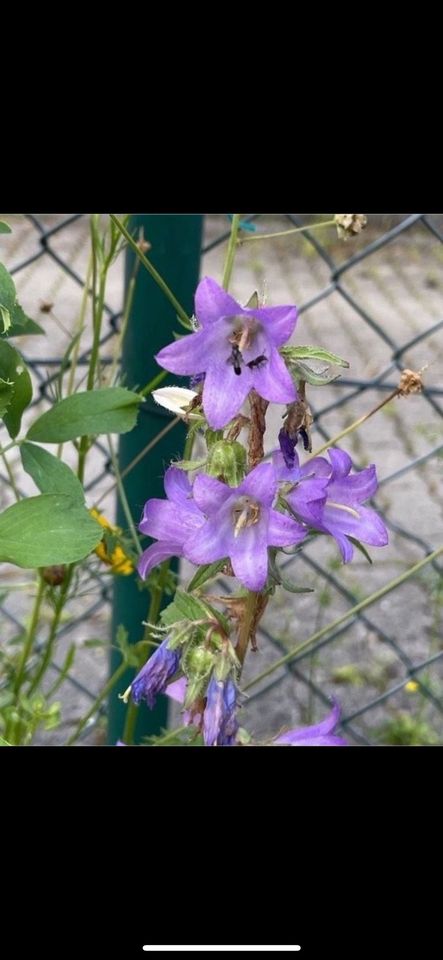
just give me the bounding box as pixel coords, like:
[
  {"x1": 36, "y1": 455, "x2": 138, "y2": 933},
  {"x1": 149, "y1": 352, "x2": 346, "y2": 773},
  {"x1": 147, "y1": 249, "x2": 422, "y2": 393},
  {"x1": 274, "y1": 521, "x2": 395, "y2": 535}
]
[
  {"x1": 335, "y1": 214, "x2": 368, "y2": 240},
  {"x1": 398, "y1": 368, "x2": 424, "y2": 396}
]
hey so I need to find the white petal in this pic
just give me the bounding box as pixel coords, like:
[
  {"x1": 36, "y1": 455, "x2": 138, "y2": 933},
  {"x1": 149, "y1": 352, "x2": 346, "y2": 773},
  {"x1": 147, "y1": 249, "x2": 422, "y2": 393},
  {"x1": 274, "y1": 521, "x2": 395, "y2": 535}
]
[{"x1": 152, "y1": 386, "x2": 200, "y2": 419}]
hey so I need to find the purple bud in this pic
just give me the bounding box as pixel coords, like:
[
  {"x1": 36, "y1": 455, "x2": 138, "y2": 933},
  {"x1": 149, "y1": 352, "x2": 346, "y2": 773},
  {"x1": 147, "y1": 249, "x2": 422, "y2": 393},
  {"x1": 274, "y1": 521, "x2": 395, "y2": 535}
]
[
  {"x1": 278, "y1": 427, "x2": 297, "y2": 469},
  {"x1": 203, "y1": 676, "x2": 238, "y2": 746},
  {"x1": 131, "y1": 638, "x2": 180, "y2": 709}
]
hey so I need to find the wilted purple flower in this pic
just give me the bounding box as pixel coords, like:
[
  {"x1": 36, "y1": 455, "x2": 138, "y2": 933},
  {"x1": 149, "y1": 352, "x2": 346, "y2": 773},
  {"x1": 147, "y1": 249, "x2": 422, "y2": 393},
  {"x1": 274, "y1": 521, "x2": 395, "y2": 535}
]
[
  {"x1": 274, "y1": 700, "x2": 347, "y2": 746},
  {"x1": 203, "y1": 675, "x2": 238, "y2": 746},
  {"x1": 156, "y1": 276, "x2": 298, "y2": 429},
  {"x1": 185, "y1": 462, "x2": 307, "y2": 591},
  {"x1": 280, "y1": 448, "x2": 389, "y2": 563},
  {"x1": 137, "y1": 466, "x2": 205, "y2": 580},
  {"x1": 131, "y1": 638, "x2": 180, "y2": 708}
]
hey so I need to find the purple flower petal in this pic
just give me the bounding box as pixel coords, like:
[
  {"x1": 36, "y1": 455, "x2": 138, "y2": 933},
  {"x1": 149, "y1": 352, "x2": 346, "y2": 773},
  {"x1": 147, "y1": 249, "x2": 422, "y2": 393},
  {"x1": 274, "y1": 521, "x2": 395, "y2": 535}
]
[
  {"x1": 239, "y1": 461, "x2": 277, "y2": 507},
  {"x1": 192, "y1": 473, "x2": 234, "y2": 516},
  {"x1": 251, "y1": 346, "x2": 297, "y2": 405},
  {"x1": 274, "y1": 701, "x2": 347, "y2": 746},
  {"x1": 202, "y1": 357, "x2": 253, "y2": 429},
  {"x1": 166, "y1": 676, "x2": 187, "y2": 703},
  {"x1": 139, "y1": 499, "x2": 202, "y2": 542},
  {"x1": 163, "y1": 466, "x2": 194, "y2": 504},
  {"x1": 156, "y1": 328, "x2": 217, "y2": 376},
  {"x1": 230, "y1": 517, "x2": 269, "y2": 591},
  {"x1": 267, "y1": 509, "x2": 307, "y2": 547},
  {"x1": 195, "y1": 276, "x2": 243, "y2": 327},
  {"x1": 278, "y1": 428, "x2": 297, "y2": 469},
  {"x1": 327, "y1": 464, "x2": 378, "y2": 505},
  {"x1": 328, "y1": 448, "x2": 352, "y2": 478},
  {"x1": 321, "y1": 503, "x2": 389, "y2": 548},
  {"x1": 185, "y1": 513, "x2": 233, "y2": 566},
  {"x1": 252, "y1": 304, "x2": 298, "y2": 346},
  {"x1": 137, "y1": 540, "x2": 183, "y2": 579},
  {"x1": 299, "y1": 457, "x2": 331, "y2": 479},
  {"x1": 203, "y1": 676, "x2": 238, "y2": 746},
  {"x1": 131, "y1": 639, "x2": 180, "y2": 708}
]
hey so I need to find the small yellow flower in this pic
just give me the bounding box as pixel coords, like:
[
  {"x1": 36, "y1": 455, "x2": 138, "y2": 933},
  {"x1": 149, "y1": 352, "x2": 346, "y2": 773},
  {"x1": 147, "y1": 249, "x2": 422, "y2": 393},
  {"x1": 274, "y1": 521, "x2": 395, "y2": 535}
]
[
  {"x1": 90, "y1": 509, "x2": 134, "y2": 575},
  {"x1": 405, "y1": 680, "x2": 419, "y2": 693}
]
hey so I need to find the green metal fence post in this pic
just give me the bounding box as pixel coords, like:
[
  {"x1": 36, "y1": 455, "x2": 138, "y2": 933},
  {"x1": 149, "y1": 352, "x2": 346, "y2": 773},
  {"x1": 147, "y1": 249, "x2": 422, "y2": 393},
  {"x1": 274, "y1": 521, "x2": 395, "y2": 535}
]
[{"x1": 108, "y1": 214, "x2": 203, "y2": 744}]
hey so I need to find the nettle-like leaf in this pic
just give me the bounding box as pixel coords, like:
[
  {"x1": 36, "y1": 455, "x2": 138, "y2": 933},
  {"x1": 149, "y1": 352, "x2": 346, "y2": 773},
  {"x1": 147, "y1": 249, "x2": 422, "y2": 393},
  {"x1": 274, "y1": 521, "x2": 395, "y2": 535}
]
[
  {"x1": 0, "y1": 494, "x2": 102, "y2": 568},
  {"x1": 186, "y1": 559, "x2": 228, "y2": 591},
  {"x1": 160, "y1": 589, "x2": 229, "y2": 634},
  {"x1": 0, "y1": 340, "x2": 33, "y2": 437},
  {"x1": 27, "y1": 387, "x2": 142, "y2": 443},
  {"x1": 281, "y1": 344, "x2": 349, "y2": 387},
  {"x1": 20, "y1": 442, "x2": 85, "y2": 503},
  {"x1": 0, "y1": 262, "x2": 44, "y2": 337}
]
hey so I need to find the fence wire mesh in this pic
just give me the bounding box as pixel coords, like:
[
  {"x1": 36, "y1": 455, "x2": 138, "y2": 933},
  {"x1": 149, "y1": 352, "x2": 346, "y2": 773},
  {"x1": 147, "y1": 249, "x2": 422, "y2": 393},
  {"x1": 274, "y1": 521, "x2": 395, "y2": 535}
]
[{"x1": 1, "y1": 213, "x2": 442, "y2": 745}]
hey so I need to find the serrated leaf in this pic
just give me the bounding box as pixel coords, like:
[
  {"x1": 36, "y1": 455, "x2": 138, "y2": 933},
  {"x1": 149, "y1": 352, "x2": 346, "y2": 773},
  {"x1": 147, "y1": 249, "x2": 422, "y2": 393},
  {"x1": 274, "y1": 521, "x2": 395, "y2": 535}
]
[
  {"x1": 281, "y1": 345, "x2": 349, "y2": 368},
  {"x1": 0, "y1": 262, "x2": 43, "y2": 337},
  {"x1": 4, "y1": 303, "x2": 44, "y2": 337},
  {"x1": 160, "y1": 589, "x2": 229, "y2": 634},
  {"x1": 186, "y1": 559, "x2": 228, "y2": 591},
  {"x1": 21, "y1": 442, "x2": 85, "y2": 503},
  {"x1": 289, "y1": 359, "x2": 342, "y2": 387},
  {"x1": 348, "y1": 536, "x2": 373, "y2": 564},
  {"x1": 27, "y1": 387, "x2": 142, "y2": 443},
  {"x1": 0, "y1": 494, "x2": 102, "y2": 568},
  {"x1": 0, "y1": 221, "x2": 12, "y2": 235},
  {"x1": 0, "y1": 339, "x2": 33, "y2": 437}
]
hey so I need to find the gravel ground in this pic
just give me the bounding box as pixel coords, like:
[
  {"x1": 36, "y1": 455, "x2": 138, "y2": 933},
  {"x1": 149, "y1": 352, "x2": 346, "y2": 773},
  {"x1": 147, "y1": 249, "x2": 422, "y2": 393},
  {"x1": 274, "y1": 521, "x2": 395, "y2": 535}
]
[{"x1": 1, "y1": 213, "x2": 442, "y2": 745}]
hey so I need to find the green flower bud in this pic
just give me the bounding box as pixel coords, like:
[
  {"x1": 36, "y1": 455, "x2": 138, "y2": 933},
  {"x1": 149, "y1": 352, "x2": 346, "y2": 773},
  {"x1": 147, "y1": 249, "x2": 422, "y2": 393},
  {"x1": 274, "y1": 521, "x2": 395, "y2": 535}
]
[{"x1": 207, "y1": 440, "x2": 247, "y2": 486}]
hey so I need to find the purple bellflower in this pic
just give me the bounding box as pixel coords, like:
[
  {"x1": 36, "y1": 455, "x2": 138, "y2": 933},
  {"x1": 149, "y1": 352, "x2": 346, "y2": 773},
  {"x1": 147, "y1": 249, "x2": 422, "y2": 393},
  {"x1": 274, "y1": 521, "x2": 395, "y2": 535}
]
[
  {"x1": 185, "y1": 462, "x2": 307, "y2": 592},
  {"x1": 131, "y1": 637, "x2": 180, "y2": 708},
  {"x1": 203, "y1": 676, "x2": 238, "y2": 746},
  {"x1": 137, "y1": 466, "x2": 205, "y2": 580},
  {"x1": 279, "y1": 448, "x2": 389, "y2": 563},
  {"x1": 155, "y1": 276, "x2": 298, "y2": 429},
  {"x1": 274, "y1": 700, "x2": 347, "y2": 746}
]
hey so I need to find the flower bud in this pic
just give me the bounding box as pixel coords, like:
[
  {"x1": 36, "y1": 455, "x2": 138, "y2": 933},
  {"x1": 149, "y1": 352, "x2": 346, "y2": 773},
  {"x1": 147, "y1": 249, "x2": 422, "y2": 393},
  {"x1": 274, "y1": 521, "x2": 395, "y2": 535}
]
[{"x1": 206, "y1": 440, "x2": 247, "y2": 486}]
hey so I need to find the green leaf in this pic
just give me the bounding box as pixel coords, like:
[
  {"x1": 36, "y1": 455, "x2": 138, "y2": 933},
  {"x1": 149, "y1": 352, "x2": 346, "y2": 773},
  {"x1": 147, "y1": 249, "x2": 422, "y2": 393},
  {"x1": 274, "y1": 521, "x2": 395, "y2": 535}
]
[
  {"x1": 0, "y1": 377, "x2": 14, "y2": 418},
  {"x1": 21, "y1": 442, "x2": 85, "y2": 503},
  {"x1": 281, "y1": 345, "x2": 349, "y2": 368},
  {"x1": 288, "y1": 359, "x2": 342, "y2": 387},
  {"x1": 27, "y1": 387, "x2": 142, "y2": 443},
  {"x1": 268, "y1": 549, "x2": 314, "y2": 594},
  {"x1": 0, "y1": 262, "x2": 43, "y2": 337},
  {"x1": 0, "y1": 736, "x2": 11, "y2": 746},
  {"x1": 348, "y1": 536, "x2": 373, "y2": 564},
  {"x1": 6, "y1": 302, "x2": 44, "y2": 337},
  {"x1": 0, "y1": 494, "x2": 102, "y2": 568},
  {"x1": 0, "y1": 340, "x2": 33, "y2": 437},
  {"x1": 0, "y1": 221, "x2": 12, "y2": 235},
  {"x1": 160, "y1": 589, "x2": 229, "y2": 634},
  {"x1": 186, "y1": 559, "x2": 228, "y2": 591}
]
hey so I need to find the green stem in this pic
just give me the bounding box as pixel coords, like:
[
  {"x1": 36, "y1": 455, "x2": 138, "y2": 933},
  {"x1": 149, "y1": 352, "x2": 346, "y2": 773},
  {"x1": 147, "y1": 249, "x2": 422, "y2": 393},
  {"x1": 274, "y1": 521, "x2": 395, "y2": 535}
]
[
  {"x1": 222, "y1": 214, "x2": 241, "y2": 289},
  {"x1": 306, "y1": 390, "x2": 399, "y2": 463},
  {"x1": 150, "y1": 724, "x2": 189, "y2": 746},
  {"x1": 57, "y1": 255, "x2": 93, "y2": 460},
  {"x1": 14, "y1": 576, "x2": 46, "y2": 695},
  {"x1": 239, "y1": 219, "x2": 337, "y2": 243},
  {"x1": 65, "y1": 661, "x2": 127, "y2": 746},
  {"x1": 0, "y1": 449, "x2": 20, "y2": 501},
  {"x1": 243, "y1": 546, "x2": 443, "y2": 692},
  {"x1": 139, "y1": 369, "x2": 168, "y2": 398},
  {"x1": 122, "y1": 560, "x2": 171, "y2": 745},
  {"x1": 107, "y1": 435, "x2": 142, "y2": 556},
  {"x1": 107, "y1": 256, "x2": 140, "y2": 387},
  {"x1": 27, "y1": 568, "x2": 73, "y2": 696},
  {"x1": 109, "y1": 214, "x2": 190, "y2": 326}
]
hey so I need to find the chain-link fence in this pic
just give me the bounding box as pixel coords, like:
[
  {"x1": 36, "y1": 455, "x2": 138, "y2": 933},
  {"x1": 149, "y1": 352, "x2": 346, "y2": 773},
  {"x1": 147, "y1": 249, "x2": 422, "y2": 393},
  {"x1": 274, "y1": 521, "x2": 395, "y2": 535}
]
[{"x1": 1, "y1": 213, "x2": 442, "y2": 744}]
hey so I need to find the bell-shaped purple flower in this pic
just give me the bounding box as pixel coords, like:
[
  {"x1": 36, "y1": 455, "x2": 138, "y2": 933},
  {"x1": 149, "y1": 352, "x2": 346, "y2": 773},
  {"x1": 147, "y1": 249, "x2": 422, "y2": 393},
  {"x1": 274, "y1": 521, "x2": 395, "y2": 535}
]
[
  {"x1": 156, "y1": 276, "x2": 298, "y2": 429},
  {"x1": 274, "y1": 700, "x2": 347, "y2": 746},
  {"x1": 137, "y1": 466, "x2": 205, "y2": 580},
  {"x1": 281, "y1": 448, "x2": 389, "y2": 563},
  {"x1": 131, "y1": 638, "x2": 180, "y2": 708},
  {"x1": 273, "y1": 449, "x2": 331, "y2": 523},
  {"x1": 184, "y1": 462, "x2": 307, "y2": 592},
  {"x1": 203, "y1": 675, "x2": 238, "y2": 746}
]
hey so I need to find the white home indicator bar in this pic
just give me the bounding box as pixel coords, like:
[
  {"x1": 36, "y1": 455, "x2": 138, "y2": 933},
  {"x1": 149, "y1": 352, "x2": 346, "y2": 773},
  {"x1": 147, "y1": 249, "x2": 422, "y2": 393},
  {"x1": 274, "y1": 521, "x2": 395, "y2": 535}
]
[{"x1": 143, "y1": 948, "x2": 301, "y2": 953}]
